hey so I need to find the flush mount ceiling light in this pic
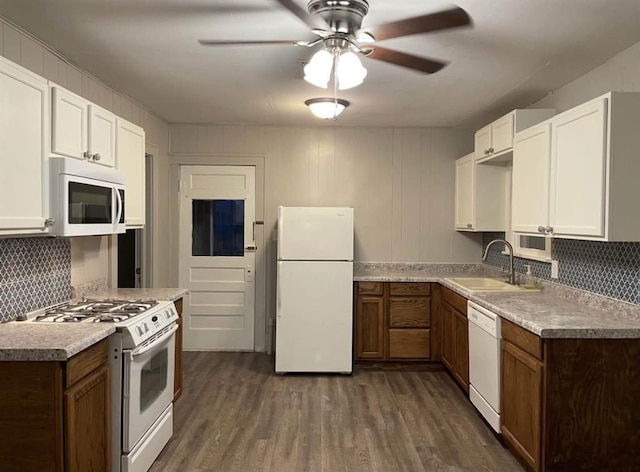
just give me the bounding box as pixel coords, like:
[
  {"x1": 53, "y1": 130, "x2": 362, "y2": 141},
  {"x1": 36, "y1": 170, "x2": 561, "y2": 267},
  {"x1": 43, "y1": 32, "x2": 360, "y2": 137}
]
[
  {"x1": 304, "y1": 46, "x2": 368, "y2": 90},
  {"x1": 305, "y1": 98, "x2": 350, "y2": 120}
]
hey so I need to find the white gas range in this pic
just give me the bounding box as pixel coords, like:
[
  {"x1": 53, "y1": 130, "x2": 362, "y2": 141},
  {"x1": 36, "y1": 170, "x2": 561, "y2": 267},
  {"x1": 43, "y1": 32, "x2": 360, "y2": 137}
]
[{"x1": 30, "y1": 299, "x2": 178, "y2": 472}]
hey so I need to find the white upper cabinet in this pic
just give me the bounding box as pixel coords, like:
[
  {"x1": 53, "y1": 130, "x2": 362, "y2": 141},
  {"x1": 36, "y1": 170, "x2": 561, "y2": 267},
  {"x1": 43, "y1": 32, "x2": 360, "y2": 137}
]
[
  {"x1": 116, "y1": 118, "x2": 145, "y2": 227},
  {"x1": 511, "y1": 92, "x2": 640, "y2": 242},
  {"x1": 51, "y1": 85, "x2": 116, "y2": 167},
  {"x1": 512, "y1": 122, "x2": 552, "y2": 234},
  {"x1": 51, "y1": 85, "x2": 88, "y2": 160},
  {"x1": 550, "y1": 98, "x2": 607, "y2": 239},
  {"x1": 475, "y1": 109, "x2": 555, "y2": 163},
  {"x1": 0, "y1": 57, "x2": 50, "y2": 235},
  {"x1": 88, "y1": 104, "x2": 117, "y2": 167},
  {"x1": 455, "y1": 153, "x2": 506, "y2": 232},
  {"x1": 455, "y1": 153, "x2": 475, "y2": 230}
]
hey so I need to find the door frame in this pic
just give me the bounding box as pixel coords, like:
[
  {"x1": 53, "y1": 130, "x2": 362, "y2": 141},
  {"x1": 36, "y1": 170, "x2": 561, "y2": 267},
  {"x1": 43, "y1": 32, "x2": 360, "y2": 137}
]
[
  {"x1": 108, "y1": 142, "x2": 159, "y2": 289},
  {"x1": 170, "y1": 155, "x2": 266, "y2": 353}
]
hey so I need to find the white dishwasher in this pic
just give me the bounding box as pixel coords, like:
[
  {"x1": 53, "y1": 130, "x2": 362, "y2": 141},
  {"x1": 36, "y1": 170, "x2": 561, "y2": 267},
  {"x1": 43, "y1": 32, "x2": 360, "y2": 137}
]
[{"x1": 467, "y1": 301, "x2": 501, "y2": 433}]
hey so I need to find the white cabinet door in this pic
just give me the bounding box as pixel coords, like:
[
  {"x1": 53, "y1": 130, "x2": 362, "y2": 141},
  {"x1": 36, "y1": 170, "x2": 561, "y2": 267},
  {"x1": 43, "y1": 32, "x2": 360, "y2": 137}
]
[
  {"x1": 492, "y1": 112, "x2": 514, "y2": 154},
  {"x1": 116, "y1": 118, "x2": 145, "y2": 227},
  {"x1": 512, "y1": 123, "x2": 551, "y2": 234},
  {"x1": 0, "y1": 58, "x2": 49, "y2": 233},
  {"x1": 51, "y1": 86, "x2": 88, "y2": 160},
  {"x1": 88, "y1": 104, "x2": 116, "y2": 167},
  {"x1": 455, "y1": 153, "x2": 475, "y2": 230},
  {"x1": 550, "y1": 98, "x2": 607, "y2": 238},
  {"x1": 474, "y1": 125, "x2": 492, "y2": 161}
]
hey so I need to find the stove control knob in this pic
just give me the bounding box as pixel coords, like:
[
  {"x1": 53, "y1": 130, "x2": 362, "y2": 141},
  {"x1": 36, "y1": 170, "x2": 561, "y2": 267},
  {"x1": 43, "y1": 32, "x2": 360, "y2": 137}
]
[
  {"x1": 136, "y1": 326, "x2": 144, "y2": 336},
  {"x1": 143, "y1": 323, "x2": 149, "y2": 333}
]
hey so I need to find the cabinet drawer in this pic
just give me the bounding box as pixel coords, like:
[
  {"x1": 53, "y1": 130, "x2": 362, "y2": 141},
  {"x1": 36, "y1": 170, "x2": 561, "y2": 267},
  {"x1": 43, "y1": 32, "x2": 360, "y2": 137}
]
[
  {"x1": 357, "y1": 282, "x2": 384, "y2": 296},
  {"x1": 502, "y1": 318, "x2": 543, "y2": 361},
  {"x1": 442, "y1": 286, "x2": 467, "y2": 315},
  {"x1": 388, "y1": 329, "x2": 431, "y2": 359},
  {"x1": 389, "y1": 298, "x2": 430, "y2": 328},
  {"x1": 389, "y1": 283, "x2": 431, "y2": 296},
  {"x1": 65, "y1": 339, "x2": 108, "y2": 388}
]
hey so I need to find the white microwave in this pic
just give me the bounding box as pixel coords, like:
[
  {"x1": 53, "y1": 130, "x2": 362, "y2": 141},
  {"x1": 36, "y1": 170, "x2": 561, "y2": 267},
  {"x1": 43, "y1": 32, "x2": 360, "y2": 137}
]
[{"x1": 50, "y1": 157, "x2": 126, "y2": 236}]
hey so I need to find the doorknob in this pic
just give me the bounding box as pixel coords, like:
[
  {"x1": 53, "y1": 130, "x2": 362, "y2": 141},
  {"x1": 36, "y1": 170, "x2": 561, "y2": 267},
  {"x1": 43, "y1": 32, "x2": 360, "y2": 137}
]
[{"x1": 245, "y1": 245, "x2": 257, "y2": 252}]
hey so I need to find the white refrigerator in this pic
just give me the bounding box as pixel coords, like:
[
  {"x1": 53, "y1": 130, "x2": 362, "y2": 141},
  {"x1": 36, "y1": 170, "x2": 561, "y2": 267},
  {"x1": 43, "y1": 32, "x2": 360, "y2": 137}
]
[{"x1": 275, "y1": 206, "x2": 354, "y2": 374}]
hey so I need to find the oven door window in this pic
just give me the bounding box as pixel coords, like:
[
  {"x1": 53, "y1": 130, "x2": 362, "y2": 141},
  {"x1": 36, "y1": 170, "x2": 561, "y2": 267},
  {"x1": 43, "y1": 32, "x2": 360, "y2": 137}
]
[
  {"x1": 140, "y1": 349, "x2": 168, "y2": 412},
  {"x1": 122, "y1": 332, "x2": 175, "y2": 453},
  {"x1": 68, "y1": 182, "x2": 113, "y2": 224}
]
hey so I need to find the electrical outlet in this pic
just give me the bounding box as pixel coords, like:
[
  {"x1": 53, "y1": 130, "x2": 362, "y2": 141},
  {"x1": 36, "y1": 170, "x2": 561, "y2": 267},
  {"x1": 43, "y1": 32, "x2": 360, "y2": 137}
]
[{"x1": 551, "y1": 260, "x2": 559, "y2": 279}]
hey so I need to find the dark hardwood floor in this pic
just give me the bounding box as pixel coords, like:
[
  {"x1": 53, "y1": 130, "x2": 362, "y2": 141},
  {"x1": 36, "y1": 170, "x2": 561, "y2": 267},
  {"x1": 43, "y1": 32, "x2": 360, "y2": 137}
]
[{"x1": 150, "y1": 352, "x2": 523, "y2": 472}]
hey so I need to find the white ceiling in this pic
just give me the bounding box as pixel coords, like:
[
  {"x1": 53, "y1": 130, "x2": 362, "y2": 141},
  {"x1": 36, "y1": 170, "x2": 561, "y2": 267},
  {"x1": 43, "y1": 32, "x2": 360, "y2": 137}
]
[{"x1": 1, "y1": 0, "x2": 640, "y2": 127}]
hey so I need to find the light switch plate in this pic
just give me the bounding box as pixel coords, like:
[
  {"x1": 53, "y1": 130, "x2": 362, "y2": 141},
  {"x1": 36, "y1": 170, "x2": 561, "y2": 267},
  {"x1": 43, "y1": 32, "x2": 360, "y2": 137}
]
[{"x1": 551, "y1": 260, "x2": 559, "y2": 279}]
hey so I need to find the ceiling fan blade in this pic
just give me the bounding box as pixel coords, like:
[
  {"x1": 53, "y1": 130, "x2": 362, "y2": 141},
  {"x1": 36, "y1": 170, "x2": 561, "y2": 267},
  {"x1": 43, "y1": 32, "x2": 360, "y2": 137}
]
[
  {"x1": 199, "y1": 39, "x2": 302, "y2": 46},
  {"x1": 364, "y1": 47, "x2": 448, "y2": 74},
  {"x1": 274, "y1": 0, "x2": 330, "y2": 32},
  {"x1": 361, "y1": 7, "x2": 471, "y2": 42}
]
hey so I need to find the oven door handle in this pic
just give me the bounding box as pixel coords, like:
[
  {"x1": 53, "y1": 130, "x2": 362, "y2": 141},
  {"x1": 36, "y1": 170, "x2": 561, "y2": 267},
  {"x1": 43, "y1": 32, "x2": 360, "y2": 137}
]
[{"x1": 130, "y1": 324, "x2": 178, "y2": 358}]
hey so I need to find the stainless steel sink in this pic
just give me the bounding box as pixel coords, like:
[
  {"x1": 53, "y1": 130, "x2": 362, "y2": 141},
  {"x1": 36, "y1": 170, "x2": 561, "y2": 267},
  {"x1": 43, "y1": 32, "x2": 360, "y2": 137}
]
[{"x1": 444, "y1": 277, "x2": 541, "y2": 293}]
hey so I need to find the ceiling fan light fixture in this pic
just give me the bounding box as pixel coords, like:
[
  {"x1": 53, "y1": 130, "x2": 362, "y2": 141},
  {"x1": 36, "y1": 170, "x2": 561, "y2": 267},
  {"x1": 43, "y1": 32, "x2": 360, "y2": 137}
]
[
  {"x1": 336, "y1": 51, "x2": 367, "y2": 90},
  {"x1": 305, "y1": 98, "x2": 350, "y2": 120},
  {"x1": 304, "y1": 49, "x2": 334, "y2": 88}
]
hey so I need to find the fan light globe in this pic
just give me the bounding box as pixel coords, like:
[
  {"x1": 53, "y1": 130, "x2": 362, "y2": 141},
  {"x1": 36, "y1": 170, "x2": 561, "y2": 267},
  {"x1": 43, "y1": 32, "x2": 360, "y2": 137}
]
[
  {"x1": 305, "y1": 98, "x2": 350, "y2": 120},
  {"x1": 304, "y1": 50, "x2": 333, "y2": 88},
  {"x1": 337, "y1": 52, "x2": 367, "y2": 90}
]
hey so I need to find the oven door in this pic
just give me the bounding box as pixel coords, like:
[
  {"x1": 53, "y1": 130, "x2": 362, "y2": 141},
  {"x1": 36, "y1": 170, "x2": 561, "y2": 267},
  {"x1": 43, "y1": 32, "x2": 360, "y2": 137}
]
[{"x1": 122, "y1": 325, "x2": 177, "y2": 453}]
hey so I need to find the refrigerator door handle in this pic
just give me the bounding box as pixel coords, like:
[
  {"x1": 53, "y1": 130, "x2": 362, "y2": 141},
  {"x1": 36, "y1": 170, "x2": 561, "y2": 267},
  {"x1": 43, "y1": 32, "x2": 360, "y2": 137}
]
[{"x1": 277, "y1": 265, "x2": 282, "y2": 318}]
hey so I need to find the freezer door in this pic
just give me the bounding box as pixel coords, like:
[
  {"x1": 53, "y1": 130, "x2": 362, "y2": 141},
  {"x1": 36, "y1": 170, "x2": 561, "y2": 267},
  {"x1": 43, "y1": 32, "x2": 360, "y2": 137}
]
[
  {"x1": 278, "y1": 206, "x2": 354, "y2": 261},
  {"x1": 275, "y1": 261, "x2": 353, "y2": 373}
]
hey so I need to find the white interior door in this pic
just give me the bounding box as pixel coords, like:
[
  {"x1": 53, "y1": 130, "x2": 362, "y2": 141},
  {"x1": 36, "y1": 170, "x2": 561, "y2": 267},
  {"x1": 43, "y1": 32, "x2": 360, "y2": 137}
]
[{"x1": 179, "y1": 165, "x2": 256, "y2": 351}]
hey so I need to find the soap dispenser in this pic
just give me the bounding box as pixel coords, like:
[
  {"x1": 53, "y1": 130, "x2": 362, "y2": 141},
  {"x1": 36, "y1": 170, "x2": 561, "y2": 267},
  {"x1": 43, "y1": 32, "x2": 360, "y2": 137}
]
[{"x1": 522, "y1": 265, "x2": 536, "y2": 289}]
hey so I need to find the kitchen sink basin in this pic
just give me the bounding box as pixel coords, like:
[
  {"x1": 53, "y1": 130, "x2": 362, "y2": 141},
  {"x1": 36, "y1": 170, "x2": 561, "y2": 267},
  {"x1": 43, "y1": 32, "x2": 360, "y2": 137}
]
[{"x1": 445, "y1": 277, "x2": 541, "y2": 293}]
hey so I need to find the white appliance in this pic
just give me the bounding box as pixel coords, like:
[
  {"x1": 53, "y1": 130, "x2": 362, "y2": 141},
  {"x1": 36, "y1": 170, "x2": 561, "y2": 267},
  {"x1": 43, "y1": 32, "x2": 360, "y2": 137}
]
[
  {"x1": 26, "y1": 299, "x2": 178, "y2": 472},
  {"x1": 50, "y1": 156, "x2": 126, "y2": 236},
  {"x1": 468, "y1": 301, "x2": 502, "y2": 433},
  {"x1": 275, "y1": 206, "x2": 354, "y2": 374}
]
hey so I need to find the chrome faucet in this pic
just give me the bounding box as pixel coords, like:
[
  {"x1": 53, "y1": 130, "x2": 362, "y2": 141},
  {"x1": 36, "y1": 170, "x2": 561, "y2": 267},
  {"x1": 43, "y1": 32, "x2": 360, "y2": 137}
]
[{"x1": 482, "y1": 239, "x2": 516, "y2": 285}]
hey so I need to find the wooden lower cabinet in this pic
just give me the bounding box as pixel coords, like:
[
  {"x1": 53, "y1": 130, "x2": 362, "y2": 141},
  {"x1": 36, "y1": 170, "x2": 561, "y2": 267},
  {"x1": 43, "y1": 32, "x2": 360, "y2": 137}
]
[
  {"x1": 65, "y1": 365, "x2": 110, "y2": 472},
  {"x1": 354, "y1": 282, "x2": 434, "y2": 361},
  {"x1": 355, "y1": 294, "x2": 386, "y2": 359},
  {"x1": 174, "y1": 297, "x2": 184, "y2": 402},
  {"x1": 501, "y1": 339, "x2": 543, "y2": 472},
  {"x1": 0, "y1": 339, "x2": 110, "y2": 471},
  {"x1": 501, "y1": 319, "x2": 640, "y2": 471},
  {"x1": 441, "y1": 287, "x2": 469, "y2": 392}
]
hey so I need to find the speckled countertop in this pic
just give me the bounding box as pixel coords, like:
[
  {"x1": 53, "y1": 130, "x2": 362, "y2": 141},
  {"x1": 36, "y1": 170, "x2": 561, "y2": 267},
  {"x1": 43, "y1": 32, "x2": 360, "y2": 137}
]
[
  {"x1": 355, "y1": 263, "x2": 640, "y2": 339},
  {"x1": 0, "y1": 288, "x2": 187, "y2": 362},
  {"x1": 0, "y1": 324, "x2": 115, "y2": 361},
  {"x1": 84, "y1": 288, "x2": 188, "y2": 302}
]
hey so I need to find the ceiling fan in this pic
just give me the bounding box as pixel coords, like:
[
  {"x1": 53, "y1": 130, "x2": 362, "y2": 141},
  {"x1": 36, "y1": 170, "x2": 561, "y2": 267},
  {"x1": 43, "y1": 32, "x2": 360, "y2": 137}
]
[{"x1": 198, "y1": 0, "x2": 473, "y2": 76}]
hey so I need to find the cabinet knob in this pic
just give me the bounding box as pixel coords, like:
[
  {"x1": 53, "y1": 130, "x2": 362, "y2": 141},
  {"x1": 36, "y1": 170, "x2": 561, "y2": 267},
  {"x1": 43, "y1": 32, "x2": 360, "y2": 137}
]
[
  {"x1": 44, "y1": 218, "x2": 55, "y2": 227},
  {"x1": 93, "y1": 153, "x2": 101, "y2": 161},
  {"x1": 538, "y1": 226, "x2": 546, "y2": 233},
  {"x1": 546, "y1": 226, "x2": 553, "y2": 233},
  {"x1": 467, "y1": 223, "x2": 473, "y2": 229},
  {"x1": 483, "y1": 149, "x2": 489, "y2": 155},
  {"x1": 83, "y1": 151, "x2": 92, "y2": 160},
  {"x1": 488, "y1": 147, "x2": 494, "y2": 154}
]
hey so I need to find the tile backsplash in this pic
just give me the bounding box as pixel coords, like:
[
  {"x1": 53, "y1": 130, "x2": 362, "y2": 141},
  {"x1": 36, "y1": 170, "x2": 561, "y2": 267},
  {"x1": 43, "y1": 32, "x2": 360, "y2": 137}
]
[
  {"x1": 0, "y1": 238, "x2": 71, "y2": 322},
  {"x1": 483, "y1": 232, "x2": 640, "y2": 304}
]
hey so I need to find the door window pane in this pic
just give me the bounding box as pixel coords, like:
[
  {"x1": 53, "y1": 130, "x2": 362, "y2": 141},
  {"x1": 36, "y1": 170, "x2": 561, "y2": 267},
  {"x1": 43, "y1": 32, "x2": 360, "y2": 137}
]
[
  {"x1": 140, "y1": 348, "x2": 168, "y2": 413},
  {"x1": 192, "y1": 200, "x2": 245, "y2": 256}
]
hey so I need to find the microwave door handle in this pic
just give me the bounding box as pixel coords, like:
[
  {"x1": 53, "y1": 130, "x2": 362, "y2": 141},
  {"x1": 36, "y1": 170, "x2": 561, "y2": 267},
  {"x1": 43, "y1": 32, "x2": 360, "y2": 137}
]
[{"x1": 115, "y1": 186, "x2": 123, "y2": 229}]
